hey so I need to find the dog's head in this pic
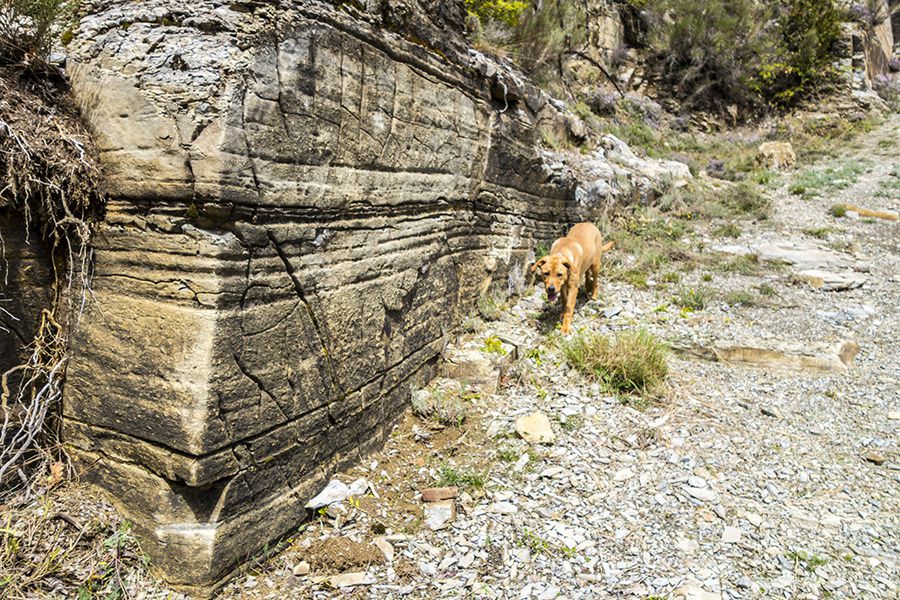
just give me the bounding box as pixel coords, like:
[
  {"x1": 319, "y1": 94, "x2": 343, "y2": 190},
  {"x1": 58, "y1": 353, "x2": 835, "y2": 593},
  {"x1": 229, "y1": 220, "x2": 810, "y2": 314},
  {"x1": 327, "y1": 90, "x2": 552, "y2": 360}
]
[{"x1": 530, "y1": 254, "x2": 573, "y2": 304}]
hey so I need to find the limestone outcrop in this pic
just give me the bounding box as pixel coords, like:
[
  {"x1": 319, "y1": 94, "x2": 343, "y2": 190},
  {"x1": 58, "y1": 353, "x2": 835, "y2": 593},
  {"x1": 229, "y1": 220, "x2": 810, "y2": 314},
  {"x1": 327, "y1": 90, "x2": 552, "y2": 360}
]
[{"x1": 60, "y1": 0, "x2": 684, "y2": 594}]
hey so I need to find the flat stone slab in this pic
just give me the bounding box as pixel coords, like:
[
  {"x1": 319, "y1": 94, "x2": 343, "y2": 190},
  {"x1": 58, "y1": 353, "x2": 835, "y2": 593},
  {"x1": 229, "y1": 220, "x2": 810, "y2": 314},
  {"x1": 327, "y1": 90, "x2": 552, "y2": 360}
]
[
  {"x1": 441, "y1": 348, "x2": 500, "y2": 396},
  {"x1": 714, "y1": 240, "x2": 854, "y2": 270},
  {"x1": 795, "y1": 269, "x2": 867, "y2": 291},
  {"x1": 680, "y1": 340, "x2": 860, "y2": 371}
]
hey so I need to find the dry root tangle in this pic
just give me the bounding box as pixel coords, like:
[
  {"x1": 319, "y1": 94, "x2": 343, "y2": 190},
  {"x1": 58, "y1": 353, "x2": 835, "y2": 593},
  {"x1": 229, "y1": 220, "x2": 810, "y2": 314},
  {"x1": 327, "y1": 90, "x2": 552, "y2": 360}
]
[{"x1": 0, "y1": 67, "x2": 102, "y2": 497}]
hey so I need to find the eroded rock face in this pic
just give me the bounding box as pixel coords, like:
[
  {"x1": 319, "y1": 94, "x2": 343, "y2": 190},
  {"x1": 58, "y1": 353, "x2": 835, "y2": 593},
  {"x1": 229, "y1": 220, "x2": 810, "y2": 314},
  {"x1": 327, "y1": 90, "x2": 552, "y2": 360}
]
[{"x1": 61, "y1": 0, "x2": 679, "y2": 593}]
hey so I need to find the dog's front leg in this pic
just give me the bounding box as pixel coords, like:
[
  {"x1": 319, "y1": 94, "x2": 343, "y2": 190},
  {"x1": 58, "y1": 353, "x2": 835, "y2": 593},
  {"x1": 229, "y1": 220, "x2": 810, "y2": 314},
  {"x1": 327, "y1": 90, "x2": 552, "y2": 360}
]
[{"x1": 560, "y1": 280, "x2": 578, "y2": 334}]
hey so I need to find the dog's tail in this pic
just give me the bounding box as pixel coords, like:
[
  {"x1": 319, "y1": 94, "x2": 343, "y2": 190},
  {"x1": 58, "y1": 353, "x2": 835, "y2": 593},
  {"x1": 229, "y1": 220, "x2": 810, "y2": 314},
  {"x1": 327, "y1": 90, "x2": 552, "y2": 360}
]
[{"x1": 600, "y1": 241, "x2": 614, "y2": 253}]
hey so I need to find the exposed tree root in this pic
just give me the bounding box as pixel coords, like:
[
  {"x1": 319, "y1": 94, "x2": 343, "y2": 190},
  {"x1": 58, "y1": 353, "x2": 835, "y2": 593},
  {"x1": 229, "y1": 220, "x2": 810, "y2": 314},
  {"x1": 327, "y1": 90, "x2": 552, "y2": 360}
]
[{"x1": 0, "y1": 66, "x2": 103, "y2": 497}]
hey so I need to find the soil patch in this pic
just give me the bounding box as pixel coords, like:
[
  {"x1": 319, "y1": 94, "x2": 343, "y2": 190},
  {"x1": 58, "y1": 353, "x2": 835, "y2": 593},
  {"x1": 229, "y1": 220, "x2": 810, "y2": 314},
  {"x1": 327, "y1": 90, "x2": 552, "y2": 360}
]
[{"x1": 303, "y1": 537, "x2": 384, "y2": 573}]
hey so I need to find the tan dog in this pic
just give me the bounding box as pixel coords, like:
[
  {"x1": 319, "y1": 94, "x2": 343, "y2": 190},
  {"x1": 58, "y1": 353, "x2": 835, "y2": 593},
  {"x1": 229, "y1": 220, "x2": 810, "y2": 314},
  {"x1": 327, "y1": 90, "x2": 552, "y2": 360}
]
[{"x1": 531, "y1": 223, "x2": 613, "y2": 334}]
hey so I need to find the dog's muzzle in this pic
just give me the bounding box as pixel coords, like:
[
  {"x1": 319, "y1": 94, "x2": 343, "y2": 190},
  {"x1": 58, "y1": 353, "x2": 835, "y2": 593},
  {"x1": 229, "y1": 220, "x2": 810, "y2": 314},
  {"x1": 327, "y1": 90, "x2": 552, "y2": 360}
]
[{"x1": 546, "y1": 287, "x2": 558, "y2": 304}]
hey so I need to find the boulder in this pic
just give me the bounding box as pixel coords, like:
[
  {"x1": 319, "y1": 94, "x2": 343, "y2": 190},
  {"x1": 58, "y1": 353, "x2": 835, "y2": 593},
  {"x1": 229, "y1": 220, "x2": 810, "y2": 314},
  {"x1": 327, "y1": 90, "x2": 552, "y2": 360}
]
[
  {"x1": 515, "y1": 412, "x2": 556, "y2": 444},
  {"x1": 756, "y1": 141, "x2": 797, "y2": 170}
]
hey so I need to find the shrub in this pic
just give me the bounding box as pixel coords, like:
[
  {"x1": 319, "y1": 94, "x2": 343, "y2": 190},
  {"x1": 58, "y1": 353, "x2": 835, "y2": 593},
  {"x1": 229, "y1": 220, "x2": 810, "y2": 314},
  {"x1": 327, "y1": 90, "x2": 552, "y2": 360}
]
[
  {"x1": 563, "y1": 329, "x2": 668, "y2": 396},
  {"x1": 645, "y1": 0, "x2": 773, "y2": 111},
  {"x1": 0, "y1": 0, "x2": 73, "y2": 63},
  {"x1": 645, "y1": 0, "x2": 845, "y2": 110},
  {"x1": 755, "y1": 0, "x2": 845, "y2": 106},
  {"x1": 465, "y1": 0, "x2": 528, "y2": 27}
]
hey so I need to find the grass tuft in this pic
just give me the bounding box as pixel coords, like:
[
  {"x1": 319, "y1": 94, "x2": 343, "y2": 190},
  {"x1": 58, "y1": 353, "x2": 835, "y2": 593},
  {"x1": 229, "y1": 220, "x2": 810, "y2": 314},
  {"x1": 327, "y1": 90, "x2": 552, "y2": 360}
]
[
  {"x1": 435, "y1": 466, "x2": 486, "y2": 490},
  {"x1": 411, "y1": 382, "x2": 477, "y2": 427},
  {"x1": 672, "y1": 287, "x2": 707, "y2": 311},
  {"x1": 829, "y1": 204, "x2": 847, "y2": 218},
  {"x1": 803, "y1": 226, "x2": 833, "y2": 239},
  {"x1": 562, "y1": 329, "x2": 668, "y2": 396},
  {"x1": 477, "y1": 289, "x2": 509, "y2": 321},
  {"x1": 713, "y1": 222, "x2": 742, "y2": 238}
]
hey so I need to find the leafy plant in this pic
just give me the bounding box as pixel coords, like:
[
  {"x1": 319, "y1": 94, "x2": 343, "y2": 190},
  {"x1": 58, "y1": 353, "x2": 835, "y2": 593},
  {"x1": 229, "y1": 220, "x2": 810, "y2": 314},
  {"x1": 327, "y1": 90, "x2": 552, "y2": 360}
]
[
  {"x1": 786, "y1": 549, "x2": 829, "y2": 572},
  {"x1": 482, "y1": 336, "x2": 508, "y2": 356},
  {"x1": 673, "y1": 287, "x2": 707, "y2": 311},
  {"x1": 465, "y1": 0, "x2": 528, "y2": 27}
]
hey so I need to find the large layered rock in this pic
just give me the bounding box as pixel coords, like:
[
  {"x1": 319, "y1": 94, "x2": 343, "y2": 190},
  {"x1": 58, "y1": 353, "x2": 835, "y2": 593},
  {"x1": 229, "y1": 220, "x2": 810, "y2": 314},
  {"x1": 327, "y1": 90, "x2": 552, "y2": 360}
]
[{"x1": 61, "y1": 0, "x2": 681, "y2": 594}]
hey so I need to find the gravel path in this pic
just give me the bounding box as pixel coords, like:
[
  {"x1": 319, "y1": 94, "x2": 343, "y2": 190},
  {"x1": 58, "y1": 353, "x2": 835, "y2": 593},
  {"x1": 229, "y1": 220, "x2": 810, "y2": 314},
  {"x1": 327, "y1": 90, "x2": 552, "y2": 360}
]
[{"x1": 218, "y1": 114, "x2": 898, "y2": 600}]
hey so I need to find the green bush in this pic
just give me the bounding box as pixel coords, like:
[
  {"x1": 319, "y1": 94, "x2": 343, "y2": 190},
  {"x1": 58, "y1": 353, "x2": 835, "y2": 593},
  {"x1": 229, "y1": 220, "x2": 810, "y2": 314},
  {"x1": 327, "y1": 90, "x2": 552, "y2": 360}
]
[
  {"x1": 465, "y1": 0, "x2": 528, "y2": 27},
  {"x1": 645, "y1": 0, "x2": 846, "y2": 111},
  {"x1": 645, "y1": 0, "x2": 773, "y2": 111},
  {"x1": 755, "y1": 0, "x2": 845, "y2": 106},
  {"x1": 0, "y1": 0, "x2": 74, "y2": 63}
]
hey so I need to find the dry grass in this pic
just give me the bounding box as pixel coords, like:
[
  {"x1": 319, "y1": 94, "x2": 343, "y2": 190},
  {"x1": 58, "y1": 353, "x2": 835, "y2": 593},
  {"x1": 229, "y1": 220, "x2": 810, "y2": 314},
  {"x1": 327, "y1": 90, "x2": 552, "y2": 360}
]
[
  {"x1": 0, "y1": 485, "x2": 165, "y2": 599},
  {"x1": 661, "y1": 180, "x2": 771, "y2": 221},
  {"x1": 562, "y1": 329, "x2": 669, "y2": 396},
  {"x1": 477, "y1": 288, "x2": 509, "y2": 322}
]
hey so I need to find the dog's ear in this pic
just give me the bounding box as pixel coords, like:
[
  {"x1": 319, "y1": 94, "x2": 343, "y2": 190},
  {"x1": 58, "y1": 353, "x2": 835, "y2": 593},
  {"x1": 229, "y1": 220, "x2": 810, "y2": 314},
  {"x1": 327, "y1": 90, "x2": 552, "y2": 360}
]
[
  {"x1": 530, "y1": 257, "x2": 546, "y2": 273},
  {"x1": 562, "y1": 260, "x2": 579, "y2": 279}
]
